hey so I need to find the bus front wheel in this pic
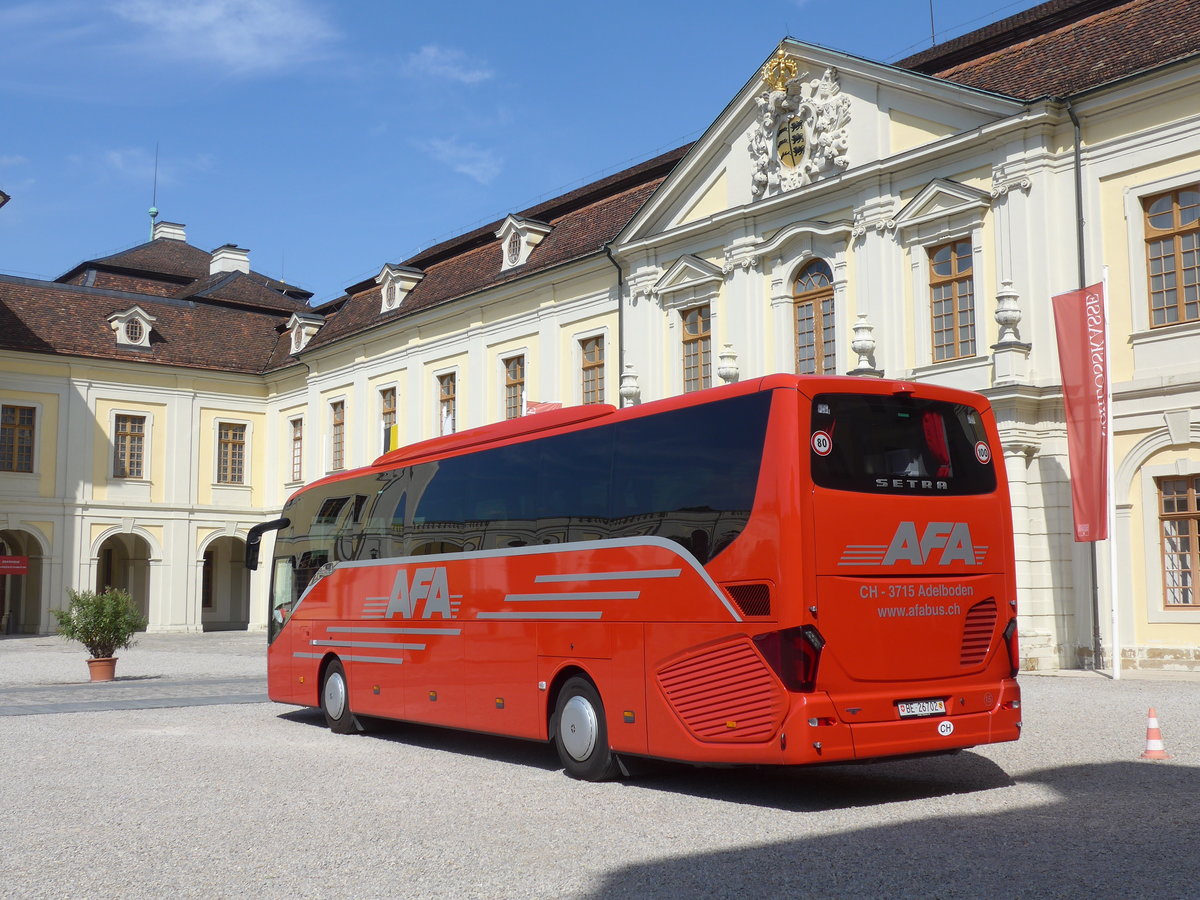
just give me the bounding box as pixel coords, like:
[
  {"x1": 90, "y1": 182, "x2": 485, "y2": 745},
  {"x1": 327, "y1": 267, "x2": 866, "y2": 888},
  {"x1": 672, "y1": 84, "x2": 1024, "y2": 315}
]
[
  {"x1": 320, "y1": 659, "x2": 358, "y2": 735},
  {"x1": 552, "y1": 677, "x2": 620, "y2": 781}
]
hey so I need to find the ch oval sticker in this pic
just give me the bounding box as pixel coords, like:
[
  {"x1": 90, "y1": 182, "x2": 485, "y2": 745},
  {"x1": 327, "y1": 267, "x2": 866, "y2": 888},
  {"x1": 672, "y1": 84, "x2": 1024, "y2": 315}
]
[
  {"x1": 937, "y1": 720, "x2": 955, "y2": 737},
  {"x1": 974, "y1": 441, "x2": 992, "y2": 464},
  {"x1": 811, "y1": 431, "x2": 832, "y2": 457}
]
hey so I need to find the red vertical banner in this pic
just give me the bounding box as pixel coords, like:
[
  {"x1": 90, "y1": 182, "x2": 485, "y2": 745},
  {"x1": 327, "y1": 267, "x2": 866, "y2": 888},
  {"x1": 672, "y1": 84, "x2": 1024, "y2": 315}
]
[{"x1": 1052, "y1": 283, "x2": 1109, "y2": 542}]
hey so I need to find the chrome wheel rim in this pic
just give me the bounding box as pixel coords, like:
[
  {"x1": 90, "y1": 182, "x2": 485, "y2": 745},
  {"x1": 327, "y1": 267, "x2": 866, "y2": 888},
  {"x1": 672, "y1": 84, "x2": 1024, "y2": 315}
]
[
  {"x1": 323, "y1": 671, "x2": 346, "y2": 720},
  {"x1": 559, "y1": 695, "x2": 598, "y2": 761}
]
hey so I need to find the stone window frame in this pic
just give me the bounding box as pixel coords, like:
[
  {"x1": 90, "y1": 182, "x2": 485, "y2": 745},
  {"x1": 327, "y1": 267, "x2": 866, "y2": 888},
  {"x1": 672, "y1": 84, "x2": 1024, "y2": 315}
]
[
  {"x1": 288, "y1": 416, "x2": 304, "y2": 485},
  {"x1": 575, "y1": 329, "x2": 607, "y2": 406},
  {"x1": 1125, "y1": 170, "x2": 1200, "y2": 337},
  {"x1": 1139, "y1": 460, "x2": 1200, "y2": 623},
  {"x1": 1, "y1": 401, "x2": 42, "y2": 476},
  {"x1": 213, "y1": 418, "x2": 252, "y2": 486},
  {"x1": 107, "y1": 407, "x2": 153, "y2": 483}
]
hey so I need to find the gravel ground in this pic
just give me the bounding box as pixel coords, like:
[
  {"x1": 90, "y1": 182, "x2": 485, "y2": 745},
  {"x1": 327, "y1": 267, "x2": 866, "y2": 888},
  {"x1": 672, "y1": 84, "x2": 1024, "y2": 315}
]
[{"x1": 0, "y1": 635, "x2": 1197, "y2": 899}]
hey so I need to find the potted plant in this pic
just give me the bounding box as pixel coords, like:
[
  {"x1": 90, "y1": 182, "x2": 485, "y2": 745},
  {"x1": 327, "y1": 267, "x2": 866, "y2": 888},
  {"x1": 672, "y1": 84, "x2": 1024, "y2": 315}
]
[{"x1": 53, "y1": 588, "x2": 148, "y2": 682}]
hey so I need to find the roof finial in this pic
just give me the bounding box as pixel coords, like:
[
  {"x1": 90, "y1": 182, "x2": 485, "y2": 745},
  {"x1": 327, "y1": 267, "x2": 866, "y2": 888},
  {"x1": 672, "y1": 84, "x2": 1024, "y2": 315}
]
[{"x1": 148, "y1": 142, "x2": 160, "y2": 240}]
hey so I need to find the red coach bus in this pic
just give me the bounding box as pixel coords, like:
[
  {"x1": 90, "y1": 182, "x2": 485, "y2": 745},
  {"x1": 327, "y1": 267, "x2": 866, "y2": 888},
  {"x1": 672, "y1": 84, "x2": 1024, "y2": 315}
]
[{"x1": 250, "y1": 375, "x2": 1021, "y2": 780}]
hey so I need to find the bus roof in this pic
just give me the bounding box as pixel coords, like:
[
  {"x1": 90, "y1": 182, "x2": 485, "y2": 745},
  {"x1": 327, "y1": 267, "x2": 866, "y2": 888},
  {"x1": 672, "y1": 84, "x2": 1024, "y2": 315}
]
[{"x1": 292, "y1": 374, "x2": 989, "y2": 495}]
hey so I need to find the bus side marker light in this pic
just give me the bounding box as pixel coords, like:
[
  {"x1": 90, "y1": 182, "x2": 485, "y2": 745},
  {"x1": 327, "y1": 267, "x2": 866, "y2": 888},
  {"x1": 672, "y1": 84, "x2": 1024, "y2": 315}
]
[
  {"x1": 374, "y1": 685, "x2": 381, "y2": 695},
  {"x1": 1002, "y1": 700, "x2": 1020, "y2": 710},
  {"x1": 298, "y1": 676, "x2": 305, "y2": 684},
  {"x1": 538, "y1": 681, "x2": 547, "y2": 691},
  {"x1": 429, "y1": 691, "x2": 437, "y2": 702},
  {"x1": 725, "y1": 721, "x2": 738, "y2": 729},
  {"x1": 623, "y1": 711, "x2": 635, "y2": 724},
  {"x1": 495, "y1": 698, "x2": 505, "y2": 709}
]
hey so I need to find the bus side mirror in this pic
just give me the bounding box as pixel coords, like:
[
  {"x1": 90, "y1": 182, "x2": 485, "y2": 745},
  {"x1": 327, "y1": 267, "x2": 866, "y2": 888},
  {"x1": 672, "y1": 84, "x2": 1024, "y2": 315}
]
[{"x1": 246, "y1": 518, "x2": 290, "y2": 570}]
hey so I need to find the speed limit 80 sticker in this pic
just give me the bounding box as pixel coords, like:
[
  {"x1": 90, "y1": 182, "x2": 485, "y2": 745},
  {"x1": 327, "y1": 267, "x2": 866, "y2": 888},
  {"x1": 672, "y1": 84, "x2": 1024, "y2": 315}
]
[{"x1": 811, "y1": 431, "x2": 833, "y2": 456}]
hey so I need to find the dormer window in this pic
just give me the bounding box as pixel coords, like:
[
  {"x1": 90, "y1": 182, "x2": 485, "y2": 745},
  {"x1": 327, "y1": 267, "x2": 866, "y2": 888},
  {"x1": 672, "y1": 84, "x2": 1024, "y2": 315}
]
[
  {"x1": 107, "y1": 306, "x2": 157, "y2": 349},
  {"x1": 286, "y1": 312, "x2": 324, "y2": 354},
  {"x1": 495, "y1": 215, "x2": 553, "y2": 272},
  {"x1": 375, "y1": 264, "x2": 425, "y2": 314}
]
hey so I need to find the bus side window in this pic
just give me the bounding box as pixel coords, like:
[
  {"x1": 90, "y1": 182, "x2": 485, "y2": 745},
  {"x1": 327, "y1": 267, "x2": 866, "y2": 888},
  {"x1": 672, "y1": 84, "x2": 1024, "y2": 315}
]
[{"x1": 537, "y1": 427, "x2": 613, "y2": 545}]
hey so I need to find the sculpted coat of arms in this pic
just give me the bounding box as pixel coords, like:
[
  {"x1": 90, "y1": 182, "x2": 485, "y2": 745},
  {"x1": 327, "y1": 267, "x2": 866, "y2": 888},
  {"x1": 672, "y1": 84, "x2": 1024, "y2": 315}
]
[{"x1": 749, "y1": 52, "x2": 850, "y2": 197}]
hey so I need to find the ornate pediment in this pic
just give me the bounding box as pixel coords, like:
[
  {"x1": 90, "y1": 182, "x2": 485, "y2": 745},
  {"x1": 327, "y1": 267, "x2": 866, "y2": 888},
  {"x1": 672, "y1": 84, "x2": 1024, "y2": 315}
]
[
  {"x1": 894, "y1": 178, "x2": 991, "y2": 238},
  {"x1": 653, "y1": 255, "x2": 724, "y2": 301},
  {"x1": 749, "y1": 53, "x2": 850, "y2": 199}
]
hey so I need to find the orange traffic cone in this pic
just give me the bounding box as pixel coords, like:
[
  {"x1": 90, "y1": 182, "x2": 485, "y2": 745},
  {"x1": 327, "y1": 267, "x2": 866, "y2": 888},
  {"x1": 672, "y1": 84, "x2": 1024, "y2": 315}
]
[{"x1": 1139, "y1": 707, "x2": 1172, "y2": 760}]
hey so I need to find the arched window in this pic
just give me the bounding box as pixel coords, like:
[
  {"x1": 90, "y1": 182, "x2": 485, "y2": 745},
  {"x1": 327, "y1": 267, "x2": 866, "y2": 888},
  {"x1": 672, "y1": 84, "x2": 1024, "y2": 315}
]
[
  {"x1": 1144, "y1": 185, "x2": 1200, "y2": 327},
  {"x1": 793, "y1": 259, "x2": 835, "y2": 375}
]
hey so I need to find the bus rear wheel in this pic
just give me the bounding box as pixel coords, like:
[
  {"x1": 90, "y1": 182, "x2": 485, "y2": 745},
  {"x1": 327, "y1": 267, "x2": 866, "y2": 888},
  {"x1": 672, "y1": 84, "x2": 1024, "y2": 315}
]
[
  {"x1": 553, "y1": 677, "x2": 620, "y2": 781},
  {"x1": 320, "y1": 659, "x2": 358, "y2": 735}
]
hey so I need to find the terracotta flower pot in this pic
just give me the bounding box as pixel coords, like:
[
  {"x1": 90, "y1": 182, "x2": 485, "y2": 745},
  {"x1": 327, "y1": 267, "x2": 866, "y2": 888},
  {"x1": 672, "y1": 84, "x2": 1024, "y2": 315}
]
[{"x1": 86, "y1": 657, "x2": 118, "y2": 682}]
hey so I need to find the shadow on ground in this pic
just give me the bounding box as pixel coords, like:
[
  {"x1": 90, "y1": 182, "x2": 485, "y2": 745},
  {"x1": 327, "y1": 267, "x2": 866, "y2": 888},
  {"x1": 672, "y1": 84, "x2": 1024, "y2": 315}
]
[{"x1": 587, "y1": 760, "x2": 1200, "y2": 898}]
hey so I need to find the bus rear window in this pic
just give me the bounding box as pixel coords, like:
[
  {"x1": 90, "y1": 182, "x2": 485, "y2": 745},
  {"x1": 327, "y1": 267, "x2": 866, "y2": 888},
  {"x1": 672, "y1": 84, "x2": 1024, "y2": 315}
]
[{"x1": 809, "y1": 393, "x2": 996, "y2": 496}]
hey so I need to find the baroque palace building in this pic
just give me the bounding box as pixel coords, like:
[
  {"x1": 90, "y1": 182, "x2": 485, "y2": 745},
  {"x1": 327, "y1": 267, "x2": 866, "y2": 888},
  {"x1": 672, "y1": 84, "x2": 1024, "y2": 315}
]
[{"x1": 2, "y1": 0, "x2": 1199, "y2": 671}]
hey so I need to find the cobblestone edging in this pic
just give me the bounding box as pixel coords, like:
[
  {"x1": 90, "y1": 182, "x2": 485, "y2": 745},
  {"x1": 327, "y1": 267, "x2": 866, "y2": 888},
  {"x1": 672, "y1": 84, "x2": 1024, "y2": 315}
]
[{"x1": 0, "y1": 675, "x2": 268, "y2": 716}]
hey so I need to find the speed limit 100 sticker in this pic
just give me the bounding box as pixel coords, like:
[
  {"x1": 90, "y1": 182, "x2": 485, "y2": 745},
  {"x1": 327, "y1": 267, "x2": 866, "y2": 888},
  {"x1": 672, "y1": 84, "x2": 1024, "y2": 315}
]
[
  {"x1": 974, "y1": 441, "x2": 992, "y2": 464},
  {"x1": 811, "y1": 431, "x2": 832, "y2": 456}
]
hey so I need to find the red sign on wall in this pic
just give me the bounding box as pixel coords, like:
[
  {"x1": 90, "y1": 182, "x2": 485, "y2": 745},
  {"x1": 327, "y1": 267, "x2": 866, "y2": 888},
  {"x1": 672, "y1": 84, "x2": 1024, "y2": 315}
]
[{"x1": 0, "y1": 556, "x2": 29, "y2": 575}]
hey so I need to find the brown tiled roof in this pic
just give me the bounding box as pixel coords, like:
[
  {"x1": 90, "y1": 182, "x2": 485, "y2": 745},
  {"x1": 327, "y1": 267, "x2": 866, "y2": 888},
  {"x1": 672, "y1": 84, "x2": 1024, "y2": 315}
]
[
  {"x1": 293, "y1": 146, "x2": 689, "y2": 360},
  {"x1": 0, "y1": 275, "x2": 290, "y2": 374},
  {"x1": 176, "y1": 271, "x2": 311, "y2": 313},
  {"x1": 898, "y1": 0, "x2": 1200, "y2": 99},
  {"x1": 56, "y1": 237, "x2": 313, "y2": 309},
  {"x1": 401, "y1": 145, "x2": 691, "y2": 276}
]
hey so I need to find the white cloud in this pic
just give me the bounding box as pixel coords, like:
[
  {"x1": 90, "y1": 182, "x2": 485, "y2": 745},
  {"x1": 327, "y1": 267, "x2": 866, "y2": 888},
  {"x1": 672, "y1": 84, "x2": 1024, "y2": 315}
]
[
  {"x1": 418, "y1": 138, "x2": 503, "y2": 185},
  {"x1": 109, "y1": 0, "x2": 337, "y2": 74},
  {"x1": 403, "y1": 45, "x2": 493, "y2": 85},
  {"x1": 90, "y1": 147, "x2": 213, "y2": 189}
]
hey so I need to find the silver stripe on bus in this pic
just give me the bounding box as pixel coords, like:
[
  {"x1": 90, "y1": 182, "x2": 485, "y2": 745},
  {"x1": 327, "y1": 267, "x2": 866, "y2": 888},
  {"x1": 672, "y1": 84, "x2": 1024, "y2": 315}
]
[
  {"x1": 293, "y1": 651, "x2": 404, "y2": 665},
  {"x1": 534, "y1": 569, "x2": 681, "y2": 582},
  {"x1": 839, "y1": 545, "x2": 887, "y2": 565},
  {"x1": 503, "y1": 591, "x2": 639, "y2": 602},
  {"x1": 311, "y1": 639, "x2": 426, "y2": 650},
  {"x1": 339, "y1": 655, "x2": 405, "y2": 665},
  {"x1": 327, "y1": 626, "x2": 462, "y2": 635},
  {"x1": 325, "y1": 536, "x2": 743, "y2": 622},
  {"x1": 476, "y1": 611, "x2": 603, "y2": 620}
]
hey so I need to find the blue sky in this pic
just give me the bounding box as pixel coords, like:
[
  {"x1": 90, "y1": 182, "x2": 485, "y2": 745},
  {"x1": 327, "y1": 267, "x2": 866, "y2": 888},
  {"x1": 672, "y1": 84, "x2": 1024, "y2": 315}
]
[{"x1": 0, "y1": 0, "x2": 1041, "y2": 305}]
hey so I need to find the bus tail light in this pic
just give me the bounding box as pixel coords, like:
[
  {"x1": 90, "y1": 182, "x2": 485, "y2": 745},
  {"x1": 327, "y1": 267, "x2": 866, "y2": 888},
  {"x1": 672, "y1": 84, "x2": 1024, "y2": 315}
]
[
  {"x1": 1002, "y1": 618, "x2": 1020, "y2": 677},
  {"x1": 755, "y1": 625, "x2": 825, "y2": 692}
]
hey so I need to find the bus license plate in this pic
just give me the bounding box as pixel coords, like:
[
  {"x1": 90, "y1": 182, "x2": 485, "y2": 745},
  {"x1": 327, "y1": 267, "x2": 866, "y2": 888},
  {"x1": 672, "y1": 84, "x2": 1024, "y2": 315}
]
[{"x1": 897, "y1": 698, "x2": 946, "y2": 718}]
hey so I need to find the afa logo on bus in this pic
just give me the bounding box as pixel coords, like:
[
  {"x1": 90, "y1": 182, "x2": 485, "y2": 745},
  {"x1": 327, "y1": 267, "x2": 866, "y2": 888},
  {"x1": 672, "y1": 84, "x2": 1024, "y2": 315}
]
[
  {"x1": 377, "y1": 566, "x2": 460, "y2": 619},
  {"x1": 883, "y1": 521, "x2": 983, "y2": 566}
]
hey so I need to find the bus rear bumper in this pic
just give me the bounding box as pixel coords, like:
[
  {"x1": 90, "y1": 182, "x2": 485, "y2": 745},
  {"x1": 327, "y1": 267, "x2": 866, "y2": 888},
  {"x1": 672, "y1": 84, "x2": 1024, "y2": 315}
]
[
  {"x1": 779, "y1": 680, "x2": 1021, "y2": 765},
  {"x1": 843, "y1": 706, "x2": 1021, "y2": 761}
]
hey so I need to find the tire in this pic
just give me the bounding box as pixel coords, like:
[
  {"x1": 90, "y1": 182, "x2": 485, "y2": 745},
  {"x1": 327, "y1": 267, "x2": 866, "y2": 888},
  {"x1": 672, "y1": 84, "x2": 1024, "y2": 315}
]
[
  {"x1": 552, "y1": 676, "x2": 620, "y2": 781},
  {"x1": 320, "y1": 659, "x2": 359, "y2": 735}
]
